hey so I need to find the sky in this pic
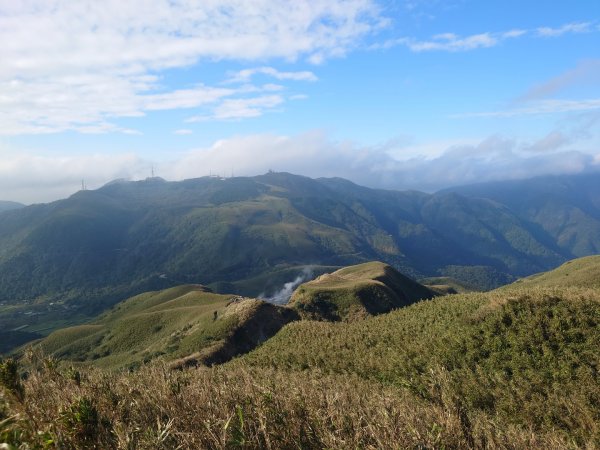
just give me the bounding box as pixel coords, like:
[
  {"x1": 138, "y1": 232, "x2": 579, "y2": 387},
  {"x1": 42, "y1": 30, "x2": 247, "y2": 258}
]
[{"x1": 1, "y1": 0, "x2": 599, "y2": 203}]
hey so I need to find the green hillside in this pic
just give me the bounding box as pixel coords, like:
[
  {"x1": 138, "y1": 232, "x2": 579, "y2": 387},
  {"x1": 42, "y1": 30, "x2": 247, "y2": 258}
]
[
  {"x1": 419, "y1": 275, "x2": 476, "y2": 294},
  {"x1": 508, "y1": 254, "x2": 600, "y2": 289},
  {"x1": 34, "y1": 261, "x2": 432, "y2": 367},
  {"x1": 2, "y1": 263, "x2": 598, "y2": 448},
  {"x1": 36, "y1": 285, "x2": 298, "y2": 370},
  {"x1": 289, "y1": 261, "x2": 435, "y2": 320},
  {"x1": 445, "y1": 173, "x2": 600, "y2": 257},
  {"x1": 2, "y1": 172, "x2": 600, "y2": 352},
  {"x1": 238, "y1": 285, "x2": 600, "y2": 445}
]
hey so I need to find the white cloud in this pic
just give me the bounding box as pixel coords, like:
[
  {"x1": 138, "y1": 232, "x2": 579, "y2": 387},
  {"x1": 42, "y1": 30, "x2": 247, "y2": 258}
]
[
  {"x1": 0, "y1": 151, "x2": 148, "y2": 203},
  {"x1": 522, "y1": 131, "x2": 570, "y2": 153},
  {"x1": 453, "y1": 99, "x2": 600, "y2": 118},
  {"x1": 187, "y1": 95, "x2": 285, "y2": 121},
  {"x1": 0, "y1": 76, "x2": 235, "y2": 135},
  {"x1": 163, "y1": 132, "x2": 599, "y2": 192},
  {"x1": 453, "y1": 60, "x2": 600, "y2": 120},
  {"x1": 537, "y1": 22, "x2": 592, "y2": 37},
  {"x1": 374, "y1": 28, "x2": 520, "y2": 52},
  {"x1": 0, "y1": 0, "x2": 384, "y2": 135},
  {"x1": 225, "y1": 67, "x2": 318, "y2": 84},
  {"x1": 2, "y1": 131, "x2": 598, "y2": 203},
  {"x1": 174, "y1": 129, "x2": 193, "y2": 135},
  {"x1": 377, "y1": 20, "x2": 597, "y2": 53},
  {"x1": 214, "y1": 95, "x2": 285, "y2": 119},
  {"x1": 406, "y1": 32, "x2": 498, "y2": 52},
  {"x1": 502, "y1": 29, "x2": 527, "y2": 39}
]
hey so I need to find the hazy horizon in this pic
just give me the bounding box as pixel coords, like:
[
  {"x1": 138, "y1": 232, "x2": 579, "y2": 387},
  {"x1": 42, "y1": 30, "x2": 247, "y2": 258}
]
[{"x1": 1, "y1": 1, "x2": 599, "y2": 203}]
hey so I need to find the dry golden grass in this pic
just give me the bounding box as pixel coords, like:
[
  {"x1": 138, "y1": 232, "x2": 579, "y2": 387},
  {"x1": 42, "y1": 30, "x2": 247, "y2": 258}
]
[
  {"x1": 2, "y1": 281, "x2": 599, "y2": 449},
  {"x1": 0, "y1": 356, "x2": 585, "y2": 450}
]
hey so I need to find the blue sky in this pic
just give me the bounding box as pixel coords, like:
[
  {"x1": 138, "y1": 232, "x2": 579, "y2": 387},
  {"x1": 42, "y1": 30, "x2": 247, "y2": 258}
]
[{"x1": 1, "y1": 0, "x2": 599, "y2": 203}]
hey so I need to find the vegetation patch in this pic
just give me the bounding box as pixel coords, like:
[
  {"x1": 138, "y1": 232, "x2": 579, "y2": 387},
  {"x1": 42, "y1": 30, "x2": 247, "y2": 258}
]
[
  {"x1": 34, "y1": 286, "x2": 297, "y2": 370},
  {"x1": 289, "y1": 261, "x2": 435, "y2": 321}
]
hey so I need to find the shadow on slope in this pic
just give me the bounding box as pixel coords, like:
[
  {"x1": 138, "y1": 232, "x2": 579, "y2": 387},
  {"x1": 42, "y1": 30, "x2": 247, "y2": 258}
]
[
  {"x1": 288, "y1": 261, "x2": 435, "y2": 321},
  {"x1": 37, "y1": 285, "x2": 298, "y2": 370}
]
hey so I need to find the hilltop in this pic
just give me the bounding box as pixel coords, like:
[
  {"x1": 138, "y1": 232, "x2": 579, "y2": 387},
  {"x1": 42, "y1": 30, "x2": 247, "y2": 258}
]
[
  {"x1": 33, "y1": 261, "x2": 432, "y2": 368},
  {"x1": 235, "y1": 267, "x2": 600, "y2": 447},
  {"x1": 36, "y1": 285, "x2": 297, "y2": 370},
  {"x1": 507, "y1": 254, "x2": 600, "y2": 290},
  {"x1": 289, "y1": 261, "x2": 434, "y2": 320}
]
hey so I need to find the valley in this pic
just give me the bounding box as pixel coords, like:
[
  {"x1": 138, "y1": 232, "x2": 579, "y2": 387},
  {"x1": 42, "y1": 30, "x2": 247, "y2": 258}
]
[
  {"x1": 1, "y1": 172, "x2": 599, "y2": 353},
  {"x1": 1, "y1": 173, "x2": 600, "y2": 449}
]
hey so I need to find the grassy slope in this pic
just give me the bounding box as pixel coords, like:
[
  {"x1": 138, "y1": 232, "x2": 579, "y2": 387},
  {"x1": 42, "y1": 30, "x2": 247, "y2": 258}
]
[
  {"x1": 2, "y1": 257, "x2": 600, "y2": 448},
  {"x1": 289, "y1": 261, "x2": 435, "y2": 320},
  {"x1": 240, "y1": 285, "x2": 600, "y2": 443},
  {"x1": 507, "y1": 254, "x2": 600, "y2": 289},
  {"x1": 5, "y1": 172, "x2": 598, "y2": 354},
  {"x1": 36, "y1": 261, "x2": 431, "y2": 366},
  {"x1": 38, "y1": 285, "x2": 297, "y2": 370},
  {"x1": 419, "y1": 275, "x2": 476, "y2": 294},
  {"x1": 444, "y1": 173, "x2": 600, "y2": 257}
]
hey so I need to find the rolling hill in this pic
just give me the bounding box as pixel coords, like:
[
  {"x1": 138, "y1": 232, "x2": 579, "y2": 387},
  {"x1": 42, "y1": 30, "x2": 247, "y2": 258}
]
[
  {"x1": 289, "y1": 261, "x2": 435, "y2": 320},
  {"x1": 36, "y1": 284, "x2": 298, "y2": 370},
  {"x1": 33, "y1": 261, "x2": 433, "y2": 367},
  {"x1": 507, "y1": 254, "x2": 600, "y2": 289},
  {"x1": 3, "y1": 256, "x2": 598, "y2": 448},
  {"x1": 235, "y1": 258, "x2": 600, "y2": 446},
  {"x1": 1, "y1": 172, "x2": 599, "y2": 350}
]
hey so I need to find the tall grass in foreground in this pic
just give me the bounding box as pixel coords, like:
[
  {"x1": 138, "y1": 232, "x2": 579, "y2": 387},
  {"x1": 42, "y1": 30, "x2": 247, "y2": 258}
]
[
  {"x1": 1, "y1": 286, "x2": 599, "y2": 449},
  {"x1": 0, "y1": 358, "x2": 584, "y2": 449}
]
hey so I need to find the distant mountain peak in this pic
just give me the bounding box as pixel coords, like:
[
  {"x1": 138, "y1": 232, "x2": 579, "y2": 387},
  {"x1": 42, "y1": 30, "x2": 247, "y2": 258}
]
[{"x1": 0, "y1": 200, "x2": 25, "y2": 213}]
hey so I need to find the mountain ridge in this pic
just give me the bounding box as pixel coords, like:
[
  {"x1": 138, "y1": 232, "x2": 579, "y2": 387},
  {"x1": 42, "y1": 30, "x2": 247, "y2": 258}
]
[
  {"x1": 0, "y1": 201, "x2": 25, "y2": 213},
  {"x1": 31, "y1": 261, "x2": 433, "y2": 367},
  {"x1": 1, "y1": 171, "x2": 599, "y2": 344}
]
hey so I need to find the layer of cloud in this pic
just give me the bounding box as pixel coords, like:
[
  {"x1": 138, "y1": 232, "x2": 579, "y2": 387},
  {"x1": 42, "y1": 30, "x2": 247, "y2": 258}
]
[
  {"x1": 536, "y1": 22, "x2": 592, "y2": 37},
  {"x1": 521, "y1": 131, "x2": 570, "y2": 153},
  {"x1": 396, "y1": 30, "x2": 517, "y2": 52},
  {"x1": 4, "y1": 131, "x2": 597, "y2": 204},
  {"x1": 0, "y1": 151, "x2": 148, "y2": 204},
  {"x1": 0, "y1": 0, "x2": 384, "y2": 135},
  {"x1": 186, "y1": 95, "x2": 285, "y2": 121},
  {"x1": 166, "y1": 133, "x2": 598, "y2": 192},
  {"x1": 377, "y1": 21, "x2": 597, "y2": 53},
  {"x1": 453, "y1": 98, "x2": 600, "y2": 118}
]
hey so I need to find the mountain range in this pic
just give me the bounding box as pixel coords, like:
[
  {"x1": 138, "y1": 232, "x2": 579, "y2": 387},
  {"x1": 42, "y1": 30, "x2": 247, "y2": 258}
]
[
  {"x1": 0, "y1": 171, "x2": 599, "y2": 343},
  {"x1": 0, "y1": 201, "x2": 24, "y2": 214}
]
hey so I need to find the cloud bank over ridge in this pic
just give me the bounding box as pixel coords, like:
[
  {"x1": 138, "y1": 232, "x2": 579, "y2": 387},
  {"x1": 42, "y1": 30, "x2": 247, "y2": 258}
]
[{"x1": 2, "y1": 131, "x2": 598, "y2": 204}]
